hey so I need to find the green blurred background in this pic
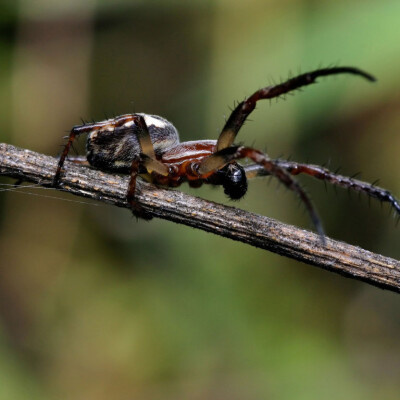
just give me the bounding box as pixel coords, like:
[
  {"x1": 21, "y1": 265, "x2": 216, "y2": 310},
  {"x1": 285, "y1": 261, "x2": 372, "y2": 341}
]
[{"x1": 0, "y1": 1, "x2": 399, "y2": 399}]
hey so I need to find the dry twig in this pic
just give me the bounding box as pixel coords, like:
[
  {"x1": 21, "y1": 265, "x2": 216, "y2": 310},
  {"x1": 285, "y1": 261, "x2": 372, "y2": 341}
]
[{"x1": 0, "y1": 143, "x2": 399, "y2": 293}]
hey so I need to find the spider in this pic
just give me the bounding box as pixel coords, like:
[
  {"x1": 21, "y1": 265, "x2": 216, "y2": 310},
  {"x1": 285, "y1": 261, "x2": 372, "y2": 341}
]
[{"x1": 53, "y1": 67, "x2": 400, "y2": 240}]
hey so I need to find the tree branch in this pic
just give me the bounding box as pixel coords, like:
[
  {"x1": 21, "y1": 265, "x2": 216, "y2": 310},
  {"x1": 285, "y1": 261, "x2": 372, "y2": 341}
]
[{"x1": 1, "y1": 143, "x2": 399, "y2": 293}]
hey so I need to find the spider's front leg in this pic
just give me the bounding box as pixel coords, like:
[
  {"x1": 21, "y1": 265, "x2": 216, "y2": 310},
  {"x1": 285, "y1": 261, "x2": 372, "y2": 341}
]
[
  {"x1": 244, "y1": 161, "x2": 400, "y2": 216},
  {"x1": 216, "y1": 67, "x2": 375, "y2": 150}
]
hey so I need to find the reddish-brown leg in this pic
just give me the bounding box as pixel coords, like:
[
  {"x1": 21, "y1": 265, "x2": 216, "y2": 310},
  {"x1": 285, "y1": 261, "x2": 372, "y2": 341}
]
[
  {"x1": 244, "y1": 161, "x2": 400, "y2": 215},
  {"x1": 53, "y1": 123, "x2": 100, "y2": 186},
  {"x1": 216, "y1": 67, "x2": 375, "y2": 151},
  {"x1": 127, "y1": 158, "x2": 152, "y2": 220},
  {"x1": 53, "y1": 128, "x2": 78, "y2": 186}
]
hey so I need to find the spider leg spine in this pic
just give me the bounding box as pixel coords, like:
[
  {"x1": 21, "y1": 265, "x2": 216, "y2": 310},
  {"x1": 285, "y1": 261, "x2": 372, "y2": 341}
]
[
  {"x1": 275, "y1": 161, "x2": 400, "y2": 216},
  {"x1": 216, "y1": 66, "x2": 375, "y2": 151}
]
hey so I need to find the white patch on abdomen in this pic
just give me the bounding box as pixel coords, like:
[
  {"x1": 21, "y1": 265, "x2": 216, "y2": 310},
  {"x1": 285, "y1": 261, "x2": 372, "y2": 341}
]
[
  {"x1": 140, "y1": 114, "x2": 167, "y2": 129},
  {"x1": 123, "y1": 120, "x2": 134, "y2": 128}
]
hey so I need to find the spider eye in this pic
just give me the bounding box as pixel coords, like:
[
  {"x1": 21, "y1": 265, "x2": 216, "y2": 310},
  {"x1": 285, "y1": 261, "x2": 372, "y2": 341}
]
[{"x1": 221, "y1": 163, "x2": 248, "y2": 200}]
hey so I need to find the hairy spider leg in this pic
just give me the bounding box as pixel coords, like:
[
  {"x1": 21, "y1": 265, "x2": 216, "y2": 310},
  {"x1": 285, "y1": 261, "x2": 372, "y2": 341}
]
[
  {"x1": 198, "y1": 146, "x2": 325, "y2": 242},
  {"x1": 126, "y1": 115, "x2": 168, "y2": 220},
  {"x1": 54, "y1": 125, "x2": 87, "y2": 186},
  {"x1": 216, "y1": 67, "x2": 375, "y2": 151},
  {"x1": 244, "y1": 162, "x2": 400, "y2": 216},
  {"x1": 127, "y1": 158, "x2": 152, "y2": 219},
  {"x1": 133, "y1": 115, "x2": 169, "y2": 176}
]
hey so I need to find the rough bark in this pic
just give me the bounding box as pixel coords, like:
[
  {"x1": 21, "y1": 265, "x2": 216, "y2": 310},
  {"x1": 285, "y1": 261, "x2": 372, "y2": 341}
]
[{"x1": 1, "y1": 143, "x2": 399, "y2": 293}]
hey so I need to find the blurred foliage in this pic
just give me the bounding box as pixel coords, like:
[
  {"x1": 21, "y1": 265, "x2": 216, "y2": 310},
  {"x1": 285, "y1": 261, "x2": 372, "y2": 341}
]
[{"x1": 0, "y1": 0, "x2": 399, "y2": 399}]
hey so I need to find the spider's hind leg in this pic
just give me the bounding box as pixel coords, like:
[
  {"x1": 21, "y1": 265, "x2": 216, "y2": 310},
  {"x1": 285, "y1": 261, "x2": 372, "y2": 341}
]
[{"x1": 53, "y1": 124, "x2": 94, "y2": 187}]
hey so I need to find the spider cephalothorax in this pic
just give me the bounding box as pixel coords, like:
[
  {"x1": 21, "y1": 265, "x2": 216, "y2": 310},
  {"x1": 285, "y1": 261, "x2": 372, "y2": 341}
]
[{"x1": 53, "y1": 67, "x2": 400, "y2": 240}]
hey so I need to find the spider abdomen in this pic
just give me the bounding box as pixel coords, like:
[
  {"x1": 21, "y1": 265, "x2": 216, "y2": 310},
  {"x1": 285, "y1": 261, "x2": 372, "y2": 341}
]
[{"x1": 85, "y1": 114, "x2": 180, "y2": 172}]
